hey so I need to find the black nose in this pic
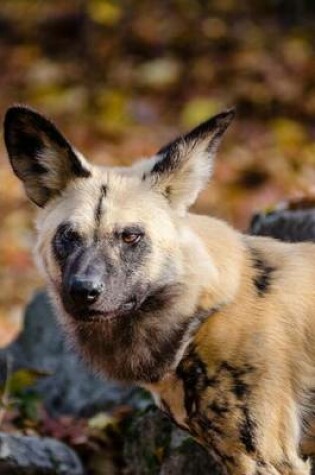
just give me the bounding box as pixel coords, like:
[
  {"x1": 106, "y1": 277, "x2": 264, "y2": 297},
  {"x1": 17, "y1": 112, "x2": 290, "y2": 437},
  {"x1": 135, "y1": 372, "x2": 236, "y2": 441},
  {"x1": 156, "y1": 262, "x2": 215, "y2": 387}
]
[{"x1": 68, "y1": 277, "x2": 103, "y2": 307}]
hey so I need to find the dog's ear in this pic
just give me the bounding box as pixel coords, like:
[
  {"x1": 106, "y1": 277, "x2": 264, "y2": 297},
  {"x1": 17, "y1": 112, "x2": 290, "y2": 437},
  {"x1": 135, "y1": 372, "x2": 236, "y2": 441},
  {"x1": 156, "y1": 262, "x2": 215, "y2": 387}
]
[
  {"x1": 4, "y1": 106, "x2": 91, "y2": 207},
  {"x1": 141, "y1": 109, "x2": 235, "y2": 214}
]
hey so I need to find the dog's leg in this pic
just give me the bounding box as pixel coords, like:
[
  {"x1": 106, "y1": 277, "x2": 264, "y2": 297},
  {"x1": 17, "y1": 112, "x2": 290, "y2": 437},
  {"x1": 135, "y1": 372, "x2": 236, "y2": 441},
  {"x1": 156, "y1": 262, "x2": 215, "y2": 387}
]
[
  {"x1": 188, "y1": 396, "x2": 311, "y2": 475},
  {"x1": 200, "y1": 438, "x2": 311, "y2": 475}
]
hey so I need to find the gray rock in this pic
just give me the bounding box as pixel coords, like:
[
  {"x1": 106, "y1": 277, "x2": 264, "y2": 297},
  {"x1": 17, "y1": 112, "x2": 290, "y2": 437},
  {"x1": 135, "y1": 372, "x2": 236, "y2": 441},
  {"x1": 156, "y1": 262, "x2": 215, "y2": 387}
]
[
  {"x1": 123, "y1": 408, "x2": 315, "y2": 474},
  {"x1": 249, "y1": 208, "x2": 315, "y2": 242},
  {"x1": 0, "y1": 290, "x2": 143, "y2": 417},
  {"x1": 0, "y1": 432, "x2": 83, "y2": 475},
  {"x1": 123, "y1": 407, "x2": 221, "y2": 475}
]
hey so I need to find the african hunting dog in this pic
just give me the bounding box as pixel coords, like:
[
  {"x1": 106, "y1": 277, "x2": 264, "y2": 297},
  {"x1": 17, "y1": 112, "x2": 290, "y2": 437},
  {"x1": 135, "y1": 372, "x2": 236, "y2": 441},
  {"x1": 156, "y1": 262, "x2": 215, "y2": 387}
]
[{"x1": 4, "y1": 106, "x2": 315, "y2": 474}]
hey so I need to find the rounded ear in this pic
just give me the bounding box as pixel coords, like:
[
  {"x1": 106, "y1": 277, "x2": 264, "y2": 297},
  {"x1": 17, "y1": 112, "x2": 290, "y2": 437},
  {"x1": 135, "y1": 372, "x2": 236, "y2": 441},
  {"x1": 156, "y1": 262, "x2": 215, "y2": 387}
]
[
  {"x1": 138, "y1": 109, "x2": 235, "y2": 214},
  {"x1": 4, "y1": 105, "x2": 91, "y2": 207}
]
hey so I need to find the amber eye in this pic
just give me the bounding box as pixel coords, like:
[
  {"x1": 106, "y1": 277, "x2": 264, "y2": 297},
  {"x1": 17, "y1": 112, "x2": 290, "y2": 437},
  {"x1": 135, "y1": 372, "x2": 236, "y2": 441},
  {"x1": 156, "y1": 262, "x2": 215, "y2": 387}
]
[{"x1": 121, "y1": 232, "x2": 142, "y2": 245}]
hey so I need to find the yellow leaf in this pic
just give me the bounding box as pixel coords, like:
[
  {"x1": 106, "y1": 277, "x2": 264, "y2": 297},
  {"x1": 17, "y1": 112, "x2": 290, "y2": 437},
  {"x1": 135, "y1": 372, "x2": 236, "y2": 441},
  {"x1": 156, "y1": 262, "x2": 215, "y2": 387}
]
[
  {"x1": 272, "y1": 118, "x2": 308, "y2": 153},
  {"x1": 154, "y1": 446, "x2": 165, "y2": 462},
  {"x1": 89, "y1": 0, "x2": 122, "y2": 25},
  {"x1": 181, "y1": 98, "x2": 223, "y2": 128},
  {"x1": 88, "y1": 412, "x2": 115, "y2": 430}
]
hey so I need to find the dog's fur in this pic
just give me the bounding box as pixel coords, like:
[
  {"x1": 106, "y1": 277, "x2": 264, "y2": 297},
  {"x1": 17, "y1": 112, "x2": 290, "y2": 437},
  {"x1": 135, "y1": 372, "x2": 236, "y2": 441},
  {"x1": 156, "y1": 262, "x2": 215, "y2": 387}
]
[{"x1": 4, "y1": 105, "x2": 315, "y2": 474}]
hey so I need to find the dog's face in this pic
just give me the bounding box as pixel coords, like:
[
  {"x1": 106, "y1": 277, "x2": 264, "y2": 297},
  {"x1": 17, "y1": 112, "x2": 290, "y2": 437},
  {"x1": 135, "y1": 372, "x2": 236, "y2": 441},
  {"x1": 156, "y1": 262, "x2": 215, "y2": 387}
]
[{"x1": 4, "y1": 106, "x2": 234, "y2": 381}]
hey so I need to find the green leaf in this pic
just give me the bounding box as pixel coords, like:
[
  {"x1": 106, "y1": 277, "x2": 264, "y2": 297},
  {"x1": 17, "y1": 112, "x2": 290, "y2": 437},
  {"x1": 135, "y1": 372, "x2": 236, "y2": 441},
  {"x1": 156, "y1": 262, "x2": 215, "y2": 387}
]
[{"x1": 1, "y1": 368, "x2": 50, "y2": 396}]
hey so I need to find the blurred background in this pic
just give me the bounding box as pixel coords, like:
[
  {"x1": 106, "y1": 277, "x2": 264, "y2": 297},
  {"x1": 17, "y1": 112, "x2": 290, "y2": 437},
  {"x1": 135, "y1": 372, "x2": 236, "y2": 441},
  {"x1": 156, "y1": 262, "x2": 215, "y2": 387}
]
[{"x1": 0, "y1": 0, "x2": 315, "y2": 345}]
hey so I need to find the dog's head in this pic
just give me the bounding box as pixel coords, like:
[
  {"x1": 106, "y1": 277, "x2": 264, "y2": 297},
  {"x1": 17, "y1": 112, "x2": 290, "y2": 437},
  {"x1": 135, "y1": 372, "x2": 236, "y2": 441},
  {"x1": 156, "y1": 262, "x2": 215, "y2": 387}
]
[{"x1": 4, "y1": 105, "x2": 234, "y2": 381}]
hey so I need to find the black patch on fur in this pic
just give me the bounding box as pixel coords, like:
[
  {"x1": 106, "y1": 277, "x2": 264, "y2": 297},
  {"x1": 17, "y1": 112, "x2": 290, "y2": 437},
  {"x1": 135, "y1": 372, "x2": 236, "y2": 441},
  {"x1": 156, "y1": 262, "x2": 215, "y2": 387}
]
[
  {"x1": 152, "y1": 142, "x2": 180, "y2": 176},
  {"x1": 28, "y1": 160, "x2": 48, "y2": 176},
  {"x1": 239, "y1": 405, "x2": 257, "y2": 453},
  {"x1": 196, "y1": 413, "x2": 224, "y2": 436},
  {"x1": 176, "y1": 346, "x2": 213, "y2": 416},
  {"x1": 5, "y1": 127, "x2": 47, "y2": 179},
  {"x1": 208, "y1": 401, "x2": 229, "y2": 416},
  {"x1": 17, "y1": 131, "x2": 43, "y2": 159},
  {"x1": 164, "y1": 185, "x2": 172, "y2": 198},
  {"x1": 52, "y1": 222, "x2": 84, "y2": 267},
  {"x1": 220, "y1": 361, "x2": 253, "y2": 400},
  {"x1": 250, "y1": 248, "x2": 275, "y2": 296},
  {"x1": 178, "y1": 355, "x2": 254, "y2": 417},
  {"x1": 177, "y1": 349, "x2": 258, "y2": 468},
  {"x1": 216, "y1": 453, "x2": 236, "y2": 469},
  {"x1": 69, "y1": 153, "x2": 91, "y2": 178},
  {"x1": 94, "y1": 185, "x2": 107, "y2": 240}
]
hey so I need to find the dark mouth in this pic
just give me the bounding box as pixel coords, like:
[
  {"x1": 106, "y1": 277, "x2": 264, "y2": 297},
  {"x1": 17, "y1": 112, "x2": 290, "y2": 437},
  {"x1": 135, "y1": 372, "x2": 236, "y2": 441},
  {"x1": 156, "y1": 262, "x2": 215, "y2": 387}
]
[
  {"x1": 65, "y1": 283, "x2": 180, "y2": 323},
  {"x1": 72, "y1": 298, "x2": 139, "y2": 323}
]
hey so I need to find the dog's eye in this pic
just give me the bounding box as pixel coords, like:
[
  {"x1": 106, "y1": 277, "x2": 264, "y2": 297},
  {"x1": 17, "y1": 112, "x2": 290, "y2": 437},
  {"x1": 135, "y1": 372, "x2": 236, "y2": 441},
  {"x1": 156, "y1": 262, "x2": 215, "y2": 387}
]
[
  {"x1": 53, "y1": 224, "x2": 82, "y2": 261},
  {"x1": 121, "y1": 232, "x2": 142, "y2": 245}
]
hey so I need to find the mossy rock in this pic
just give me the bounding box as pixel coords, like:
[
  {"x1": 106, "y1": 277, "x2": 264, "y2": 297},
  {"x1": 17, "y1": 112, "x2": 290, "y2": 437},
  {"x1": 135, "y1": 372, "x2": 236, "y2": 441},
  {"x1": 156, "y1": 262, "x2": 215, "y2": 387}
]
[{"x1": 123, "y1": 406, "x2": 221, "y2": 475}]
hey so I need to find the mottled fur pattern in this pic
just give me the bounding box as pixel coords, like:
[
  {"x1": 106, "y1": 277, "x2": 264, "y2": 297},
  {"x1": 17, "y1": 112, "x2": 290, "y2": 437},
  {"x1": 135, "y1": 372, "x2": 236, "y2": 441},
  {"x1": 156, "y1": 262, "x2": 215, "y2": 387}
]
[{"x1": 4, "y1": 105, "x2": 315, "y2": 474}]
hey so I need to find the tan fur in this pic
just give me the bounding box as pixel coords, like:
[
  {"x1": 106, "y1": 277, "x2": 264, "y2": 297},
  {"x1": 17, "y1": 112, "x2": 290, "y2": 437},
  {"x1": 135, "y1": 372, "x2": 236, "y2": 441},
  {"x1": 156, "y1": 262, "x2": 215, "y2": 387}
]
[
  {"x1": 148, "y1": 221, "x2": 315, "y2": 474},
  {"x1": 5, "y1": 106, "x2": 315, "y2": 474}
]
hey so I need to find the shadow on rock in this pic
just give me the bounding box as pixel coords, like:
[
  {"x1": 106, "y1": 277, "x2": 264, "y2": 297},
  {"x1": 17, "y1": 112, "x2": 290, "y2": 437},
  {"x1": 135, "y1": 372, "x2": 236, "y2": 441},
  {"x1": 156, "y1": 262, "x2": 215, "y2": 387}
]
[{"x1": 0, "y1": 290, "x2": 142, "y2": 418}]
